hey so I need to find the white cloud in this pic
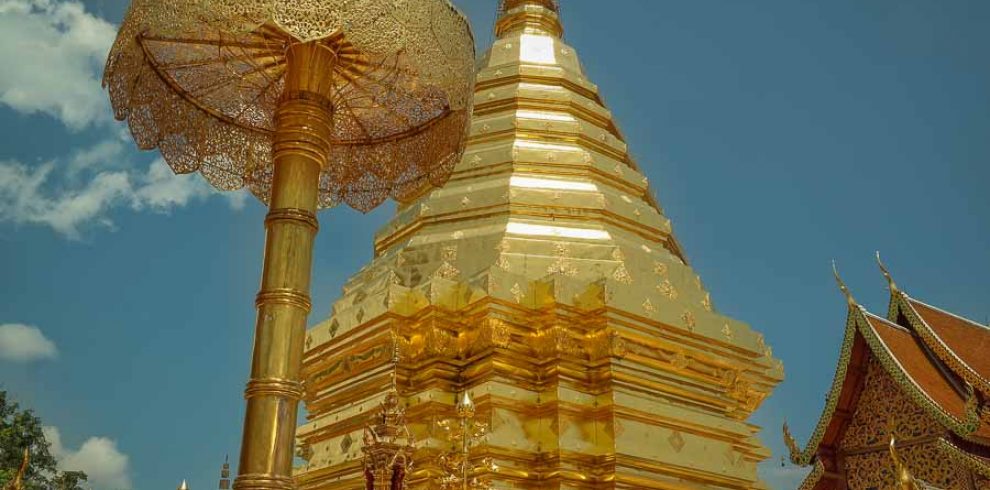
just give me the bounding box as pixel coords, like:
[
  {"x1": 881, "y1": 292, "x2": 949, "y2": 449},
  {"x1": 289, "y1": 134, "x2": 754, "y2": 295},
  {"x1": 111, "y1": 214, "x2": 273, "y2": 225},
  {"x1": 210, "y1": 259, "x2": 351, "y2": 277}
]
[
  {"x1": 133, "y1": 158, "x2": 214, "y2": 211},
  {"x1": 0, "y1": 323, "x2": 58, "y2": 361},
  {"x1": 0, "y1": 138, "x2": 245, "y2": 238},
  {"x1": 44, "y1": 426, "x2": 132, "y2": 490},
  {"x1": 0, "y1": 0, "x2": 117, "y2": 130},
  {"x1": 0, "y1": 1, "x2": 250, "y2": 238},
  {"x1": 69, "y1": 139, "x2": 126, "y2": 175},
  {"x1": 759, "y1": 460, "x2": 811, "y2": 489}
]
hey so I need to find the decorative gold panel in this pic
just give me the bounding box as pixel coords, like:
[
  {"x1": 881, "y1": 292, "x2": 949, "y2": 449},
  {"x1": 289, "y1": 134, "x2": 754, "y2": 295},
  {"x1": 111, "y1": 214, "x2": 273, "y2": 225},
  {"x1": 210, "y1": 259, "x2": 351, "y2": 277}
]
[
  {"x1": 840, "y1": 360, "x2": 942, "y2": 451},
  {"x1": 840, "y1": 360, "x2": 973, "y2": 489},
  {"x1": 845, "y1": 443, "x2": 969, "y2": 490}
]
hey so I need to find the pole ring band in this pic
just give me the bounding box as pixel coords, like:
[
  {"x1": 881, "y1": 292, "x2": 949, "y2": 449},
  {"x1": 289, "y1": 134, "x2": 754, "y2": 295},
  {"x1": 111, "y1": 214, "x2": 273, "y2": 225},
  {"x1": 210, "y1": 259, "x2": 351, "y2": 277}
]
[
  {"x1": 265, "y1": 208, "x2": 318, "y2": 232},
  {"x1": 244, "y1": 378, "x2": 304, "y2": 400},
  {"x1": 233, "y1": 474, "x2": 295, "y2": 490},
  {"x1": 255, "y1": 289, "x2": 312, "y2": 312}
]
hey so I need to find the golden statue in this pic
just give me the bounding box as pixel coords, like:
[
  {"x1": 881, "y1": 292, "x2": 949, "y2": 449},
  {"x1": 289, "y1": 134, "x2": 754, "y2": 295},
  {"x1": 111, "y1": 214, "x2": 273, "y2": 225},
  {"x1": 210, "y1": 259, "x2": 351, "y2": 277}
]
[
  {"x1": 889, "y1": 437, "x2": 924, "y2": 490},
  {"x1": 103, "y1": 1, "x2": 476, "y2": 489}
]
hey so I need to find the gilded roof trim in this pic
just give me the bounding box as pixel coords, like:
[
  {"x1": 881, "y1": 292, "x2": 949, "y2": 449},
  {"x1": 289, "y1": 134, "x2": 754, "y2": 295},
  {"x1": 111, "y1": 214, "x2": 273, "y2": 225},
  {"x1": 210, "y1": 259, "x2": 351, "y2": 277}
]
[
  {"x1": 893, "y1": 292, "x2": 990, "y2": 397},
  {"x1": 786, "y1": 307, "x2": 859, "y2": 466},
  {"x1": 856, "y1": 309, "x2": 982, "y2": 437},
  {"x1": 935, "y1": 438, "x2": 990, "y2": 478},
  {"x1": 797, "y1": 460, "x2": 825, "y2": 490}
]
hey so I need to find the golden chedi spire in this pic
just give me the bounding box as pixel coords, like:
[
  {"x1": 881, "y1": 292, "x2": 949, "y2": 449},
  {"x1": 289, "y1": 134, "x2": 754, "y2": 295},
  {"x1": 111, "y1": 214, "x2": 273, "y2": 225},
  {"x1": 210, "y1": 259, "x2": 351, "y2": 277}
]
[
  {"x1": 495, "y1": 0, "x2": 563, "y2": 39},
  {"x1": 296, "y1": 2, "x2": 783, "y2": 488}
]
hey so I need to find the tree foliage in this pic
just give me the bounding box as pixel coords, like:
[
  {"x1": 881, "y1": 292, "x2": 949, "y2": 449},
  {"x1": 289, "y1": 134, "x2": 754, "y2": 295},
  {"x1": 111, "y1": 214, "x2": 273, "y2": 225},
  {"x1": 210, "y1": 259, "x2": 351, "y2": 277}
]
[{"x1": 0, "y1": 392, "x2": 87, "y2": 490}]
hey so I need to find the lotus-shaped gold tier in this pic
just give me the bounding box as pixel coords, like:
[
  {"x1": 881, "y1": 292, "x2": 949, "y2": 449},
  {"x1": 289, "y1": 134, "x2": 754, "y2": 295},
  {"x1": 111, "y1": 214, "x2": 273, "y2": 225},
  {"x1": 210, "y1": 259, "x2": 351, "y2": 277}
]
[{"x1": 104, "y1": 0, "x2": 475, "y2": 211}]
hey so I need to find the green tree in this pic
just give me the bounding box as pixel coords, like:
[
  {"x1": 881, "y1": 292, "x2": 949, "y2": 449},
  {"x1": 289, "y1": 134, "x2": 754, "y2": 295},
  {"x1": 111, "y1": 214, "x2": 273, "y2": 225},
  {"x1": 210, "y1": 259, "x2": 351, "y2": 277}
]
[
  {"x1": 0, "y1": 392, "x2": 87, "y2": 490},
  {"x1": 50, "y1": 471, "x2": 87, "y2": 490}
]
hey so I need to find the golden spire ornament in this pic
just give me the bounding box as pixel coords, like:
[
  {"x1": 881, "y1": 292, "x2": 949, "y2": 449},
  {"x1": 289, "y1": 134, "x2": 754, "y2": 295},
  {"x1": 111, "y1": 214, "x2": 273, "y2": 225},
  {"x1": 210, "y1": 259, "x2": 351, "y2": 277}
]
[
  {"x1": 889, "y1": 436, "x2": 925, "y2": 490},
  {"x1": 437, "y1": 393, "x2": 498, "y2": 490},
  {"x1": 102, "y1": 2, "x2": 475, "y2": 490}
]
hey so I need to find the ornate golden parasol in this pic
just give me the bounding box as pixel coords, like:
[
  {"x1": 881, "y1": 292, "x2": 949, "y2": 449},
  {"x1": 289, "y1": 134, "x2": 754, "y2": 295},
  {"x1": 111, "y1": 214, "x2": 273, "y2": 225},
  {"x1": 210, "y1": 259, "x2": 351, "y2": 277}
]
[{"x1": 103, "y1": 1, "x2": 475, "y2": 489}]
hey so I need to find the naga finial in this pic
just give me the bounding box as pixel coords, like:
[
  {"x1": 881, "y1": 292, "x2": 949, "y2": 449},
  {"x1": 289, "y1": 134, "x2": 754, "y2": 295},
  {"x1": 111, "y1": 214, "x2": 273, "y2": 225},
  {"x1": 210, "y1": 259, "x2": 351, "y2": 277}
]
[
  {"x1": 782, "y1": 422, "x2": 802, "y2": 465},
  {"x1": 832, "y1": 260, "x2": 857, "y2": 307},
  {"x1": 876, "y1": 251, "x2": 899, "y2": 294}
]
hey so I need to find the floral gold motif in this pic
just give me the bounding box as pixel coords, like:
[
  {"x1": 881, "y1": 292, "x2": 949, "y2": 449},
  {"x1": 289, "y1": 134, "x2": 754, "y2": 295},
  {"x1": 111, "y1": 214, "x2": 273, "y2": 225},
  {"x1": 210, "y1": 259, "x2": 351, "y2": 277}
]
[
  {"x1": 657, "y1": 280, "x2": 678, "y2": 300},
  {"x1": 613, "y1": 264, "x2": 633, "y2": 284},
  {"x1": 642, "y1": 298, "x2": 656, "y2": 315},
  {"x1": 668, "y1": 431, "x2": 685, "y2": 452},
  {"x1": 681, "y1": 310, "x2": 696, "y2": 329},
  {"x1": 653, "y1": 261, "x2": 668, "y2": 277},
  {"x1": 510, "y1": 283, "x2": 524, "y2": 303}
]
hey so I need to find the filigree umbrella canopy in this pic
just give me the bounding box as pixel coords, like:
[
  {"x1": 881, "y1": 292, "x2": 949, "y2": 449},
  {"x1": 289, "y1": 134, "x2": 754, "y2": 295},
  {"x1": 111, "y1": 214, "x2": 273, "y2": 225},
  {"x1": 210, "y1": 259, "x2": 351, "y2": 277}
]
[
  {"x1": 103, "y1": 2, "x2": 475, "y2": 489},
  {"x1": 104, "y1": 0, "x2": 476, "y2": 212}
]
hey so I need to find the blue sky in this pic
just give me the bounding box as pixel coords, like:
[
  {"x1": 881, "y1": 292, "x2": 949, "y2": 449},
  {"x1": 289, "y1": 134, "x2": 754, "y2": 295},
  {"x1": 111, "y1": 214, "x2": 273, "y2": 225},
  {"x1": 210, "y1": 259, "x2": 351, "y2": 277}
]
[{"x1": 1, "y1": 1, "x2": 988, "y2": 488}]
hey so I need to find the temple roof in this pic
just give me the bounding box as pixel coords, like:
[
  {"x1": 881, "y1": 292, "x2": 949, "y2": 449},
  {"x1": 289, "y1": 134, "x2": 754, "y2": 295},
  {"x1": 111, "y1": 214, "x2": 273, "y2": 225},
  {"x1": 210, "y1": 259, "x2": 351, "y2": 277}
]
[
  {"x1": 861, "y1": 312, "x2": 987, "y2": 439},
  {"x1": 785, "y1": 265, "x2": 990, "y2": 477},
  {"x1": 897, "y1": 294, "x2": 990, "y2": 396}
]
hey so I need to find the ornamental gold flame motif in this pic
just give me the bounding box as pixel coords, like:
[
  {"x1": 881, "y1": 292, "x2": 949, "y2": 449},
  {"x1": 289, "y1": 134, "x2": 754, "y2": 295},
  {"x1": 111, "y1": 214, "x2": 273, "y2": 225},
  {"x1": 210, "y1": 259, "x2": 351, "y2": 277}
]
[
  {"x1": 103, "y1": 2, "x2": 475, "y2": 490},
  {"x1": 104, "y1": 0, "x2": 475, "y2": 211},
  {"x1": 436, "y1": 393, "x2": 498, "y2": 490}
]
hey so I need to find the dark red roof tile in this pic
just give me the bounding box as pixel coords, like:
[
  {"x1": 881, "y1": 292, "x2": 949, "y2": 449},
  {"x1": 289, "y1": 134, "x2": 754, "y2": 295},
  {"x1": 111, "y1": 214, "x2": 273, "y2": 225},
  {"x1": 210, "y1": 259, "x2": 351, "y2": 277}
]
[{"x1": 910, "y1": 299, "x2": 990, "y2": 381}]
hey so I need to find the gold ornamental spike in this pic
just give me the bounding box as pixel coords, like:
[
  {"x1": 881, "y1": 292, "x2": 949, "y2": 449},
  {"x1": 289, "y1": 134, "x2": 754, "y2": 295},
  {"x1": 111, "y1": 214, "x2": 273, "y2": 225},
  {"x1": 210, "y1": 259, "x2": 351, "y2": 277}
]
[
  {"x1": 876, "y1": 251, "x2": 900, "y2": 294},
  {"x1": 782, "y1": 422, "x2": 802, "y2": 465},
  {"x1": 456, "y1": 391, "x2": 476, "y2": 417},
  {"x1": 832, "y1": 260, "x2": 857, "y2": 307}
]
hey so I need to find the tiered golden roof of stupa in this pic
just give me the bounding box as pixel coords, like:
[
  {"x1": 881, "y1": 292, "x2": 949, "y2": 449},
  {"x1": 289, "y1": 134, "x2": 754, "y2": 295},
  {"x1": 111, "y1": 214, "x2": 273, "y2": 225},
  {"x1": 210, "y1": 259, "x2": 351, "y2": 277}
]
[{"x1": 295, "y1": 1, "x2": 783, "y2": 488}]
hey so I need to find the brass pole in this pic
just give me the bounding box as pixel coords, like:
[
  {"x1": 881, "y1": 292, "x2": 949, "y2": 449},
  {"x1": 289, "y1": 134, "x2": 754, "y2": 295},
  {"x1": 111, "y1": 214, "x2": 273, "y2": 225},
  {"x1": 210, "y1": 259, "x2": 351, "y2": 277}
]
[{"x1": 235, "y1": 42, "x2": 335, "y2": 490}]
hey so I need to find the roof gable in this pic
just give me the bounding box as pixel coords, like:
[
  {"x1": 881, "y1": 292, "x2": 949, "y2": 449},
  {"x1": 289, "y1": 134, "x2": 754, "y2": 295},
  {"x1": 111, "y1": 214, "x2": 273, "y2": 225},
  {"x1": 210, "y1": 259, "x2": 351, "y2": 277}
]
[
  {"x1": 892, "y1": 292, "x2": 990, "y2": 397},
  {"x1": 786, "y1": 304, "x2": 988, "y2": 467},
  {"x1": 784, "y1": 306, "x2": 867, "y2": 466},
  {"x1": 860, "y1": 311, "x2": 985, "y2": 440}
]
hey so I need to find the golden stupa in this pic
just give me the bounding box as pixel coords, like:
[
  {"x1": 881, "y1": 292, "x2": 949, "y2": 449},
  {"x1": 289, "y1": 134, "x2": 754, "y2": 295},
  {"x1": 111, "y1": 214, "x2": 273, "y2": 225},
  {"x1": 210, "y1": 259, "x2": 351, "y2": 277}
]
[{"x1": 295, "y1": 1, "x2": 783, "y2": 488}]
